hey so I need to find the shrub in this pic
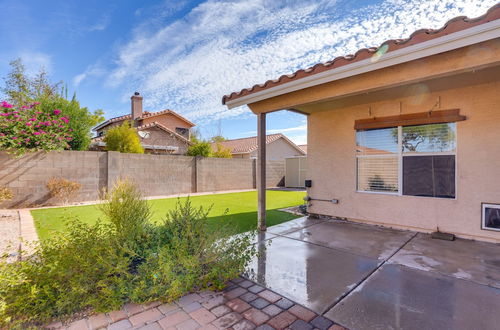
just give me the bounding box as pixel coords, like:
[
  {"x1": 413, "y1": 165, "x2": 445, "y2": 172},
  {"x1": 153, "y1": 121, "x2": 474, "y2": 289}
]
[
  {"x1": 38, "y1": 95, "x2": 104, "y2": 151},
  {"x1": 46, "y1": 178, "x2": 82, "y2": 205},
  {"x1": 104, "y1": 122, "x2": 144, "y2": 154},
  {"x1": 0, "y1": 180, "x2": 255, "y2": 327},
  {"x1": 212, "y1": 143, "x2": 232, "y2": 158},
  {"x1": 0, "y1": 187, "x2": 13, "y2": 203},
  {"x1": 1, "y1": 58, "x2": 104, "y2": 151},
  {"x1": 0, "y1": 101, "x2": 72, "y2": 156},
  {"x1": 186, "y1": 140, "x2": 212, "y2": 157}
]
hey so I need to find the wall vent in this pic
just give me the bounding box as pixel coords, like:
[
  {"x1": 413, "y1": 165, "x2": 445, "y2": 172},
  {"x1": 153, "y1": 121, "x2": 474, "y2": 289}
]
[{"x1": 482, "y1": 203, "x2": 500, "y2": 231}]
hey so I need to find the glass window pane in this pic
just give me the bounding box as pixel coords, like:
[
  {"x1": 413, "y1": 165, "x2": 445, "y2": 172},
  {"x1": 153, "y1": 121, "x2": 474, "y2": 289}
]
[
  {"x1": 402, "y1": 123, "x2": 456, "y2": 153},
  {"x1": 357, "y1": 156, "x2": 398, "y2": 192},
  {"x1": 484, "y1": 206, "x2": 500, "y2": 230},
  {"x1": 356, "y1": 128, "x2": 398, "y2": 155},
  {"x1": 403, "y1": 155, "x2": 455, "y2": 198}
]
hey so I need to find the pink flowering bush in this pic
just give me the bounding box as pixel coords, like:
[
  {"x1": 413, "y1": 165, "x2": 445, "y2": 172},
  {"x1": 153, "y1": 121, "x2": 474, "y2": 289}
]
[{"x1": 0, "y1": 101, "x2": 72, "y2": 155}]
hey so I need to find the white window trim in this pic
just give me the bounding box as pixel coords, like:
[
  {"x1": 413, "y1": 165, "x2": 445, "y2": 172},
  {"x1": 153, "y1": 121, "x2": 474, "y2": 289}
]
[
  {"x1": 356, "y1": 124, "x2": 457, "y2": 199},
  {"x1": 482, "y1": 203, "x2": 500, "y2": 232}
]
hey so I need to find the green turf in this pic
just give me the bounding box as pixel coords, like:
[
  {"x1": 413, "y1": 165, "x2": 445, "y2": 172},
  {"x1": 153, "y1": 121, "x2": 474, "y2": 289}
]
[{"x1": 31, "y1": 190, "x2": 306, "y2": 240}]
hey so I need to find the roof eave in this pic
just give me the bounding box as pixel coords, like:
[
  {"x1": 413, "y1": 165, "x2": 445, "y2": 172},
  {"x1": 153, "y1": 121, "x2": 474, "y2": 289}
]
[{"x1": 224, "y1": 19, "x2": 500, "y2": 109}]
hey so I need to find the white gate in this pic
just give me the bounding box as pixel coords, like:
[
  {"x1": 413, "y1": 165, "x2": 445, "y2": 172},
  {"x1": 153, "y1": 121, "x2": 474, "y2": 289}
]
[{"x1": 285, "y1": 156, "x2": 308, "y2": 188}]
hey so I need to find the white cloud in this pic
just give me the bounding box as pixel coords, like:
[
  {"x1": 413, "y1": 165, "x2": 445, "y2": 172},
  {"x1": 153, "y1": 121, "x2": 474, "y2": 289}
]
[
  {"x1": 73, "y1": 73, "x2": 87, "y2": 86},
  {"x1": 73, "y1": 64, "x2": 106, "y2": 86},
  {"x1": 105, "y1": 0, "x2": 497, "y2": 123},
  {"x1": 19, "y1": 52, "x2": 53, "y2": 75},
  {"x1": 89, "y1": 15, "x2": 110, "y2": 31},
  {"x1": 288, "y1": 133, "x2": 307, "y2": 145}
]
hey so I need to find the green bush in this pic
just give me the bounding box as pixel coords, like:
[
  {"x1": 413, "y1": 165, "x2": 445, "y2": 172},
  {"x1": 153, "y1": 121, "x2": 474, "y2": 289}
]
[
  {"x1": 186, "y1": 140, "x2": 212, "y2": 157},
  {"x1": 0, "y1": 180, "x2": 255, "y2": 327},
  {"x1": 104, "y1": 122, "x2": 144, "y2": 154}
]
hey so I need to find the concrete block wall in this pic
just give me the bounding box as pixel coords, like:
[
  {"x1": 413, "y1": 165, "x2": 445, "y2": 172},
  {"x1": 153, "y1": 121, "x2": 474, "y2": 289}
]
[
  {"x1": 196, "y1": 157, "x2": 255, "y2": 192},
  {"x1": 115, "y1": 153, "x2": 195, "y2": 196},
  {"x1": 0, "y1": 151, "x2": 106, "y2": 208},
  {"x1": 0, "y1": 151, "x2": 285, "y2": 208},
  {"x1": 266, "y1": 160, "x2": 286, "y2": 187}
]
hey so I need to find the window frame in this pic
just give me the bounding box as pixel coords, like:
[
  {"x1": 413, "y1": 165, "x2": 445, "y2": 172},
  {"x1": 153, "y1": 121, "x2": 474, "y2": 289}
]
[{"x1": 356, "y1": 125, "x2": 458, "y2": 199}]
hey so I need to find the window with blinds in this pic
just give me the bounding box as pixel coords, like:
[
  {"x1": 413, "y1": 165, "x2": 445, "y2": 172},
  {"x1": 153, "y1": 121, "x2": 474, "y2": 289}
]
[
  {"x1": 356, "y1": 123, "x2": 456, "y2": 198},
  {"x1": 356, "y1": 128, "x2": 398, "y2": 192}
]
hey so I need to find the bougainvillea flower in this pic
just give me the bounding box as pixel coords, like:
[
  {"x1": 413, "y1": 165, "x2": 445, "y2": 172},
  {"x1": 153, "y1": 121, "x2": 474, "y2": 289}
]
[
  {"x1": 53, "y1": 109, "x2": 61, "y2": 115},
  {"x1": 1, "y1": 101, "x2": 14, "y2": 108}
]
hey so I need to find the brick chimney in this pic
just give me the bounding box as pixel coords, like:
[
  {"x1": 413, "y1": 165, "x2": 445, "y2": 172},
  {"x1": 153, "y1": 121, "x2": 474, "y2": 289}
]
[{"x1": 131, "y1": 92, "x2": 143, "y2": 124}]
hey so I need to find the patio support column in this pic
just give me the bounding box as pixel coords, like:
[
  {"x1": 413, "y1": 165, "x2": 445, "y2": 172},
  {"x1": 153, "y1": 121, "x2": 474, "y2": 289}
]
[{"x1": 257, "y1": 112, "x2": 266, "y2": 231}]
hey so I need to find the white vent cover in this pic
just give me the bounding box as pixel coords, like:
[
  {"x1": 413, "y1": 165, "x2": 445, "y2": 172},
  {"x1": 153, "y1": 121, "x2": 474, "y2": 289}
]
[{"x1": 482, "y1": 203, "x2": 500, "y2": 231}]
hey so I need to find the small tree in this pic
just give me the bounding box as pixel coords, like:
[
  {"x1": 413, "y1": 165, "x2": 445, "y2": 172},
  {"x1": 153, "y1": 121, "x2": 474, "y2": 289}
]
[
  {"x1": 186, "y1": 140, "x2": 212, "y2": 157},
  {"x1": 104, "y1": 121, "x2": 144, "y2": 154},
  {"x1": 212, "y1": 142, "x2": 232, "y2": 158},
  {"x1": 210, "y1": 135, "x2": 226, "y2": 143},
  {"x1": 46, "y1": 178, "x2": 81, "y2": 205}
]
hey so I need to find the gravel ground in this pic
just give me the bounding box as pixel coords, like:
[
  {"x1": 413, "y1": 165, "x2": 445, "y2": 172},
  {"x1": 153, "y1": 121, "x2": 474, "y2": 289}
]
[{"x1": 0, "y1": 209, "x2": 20, "y2": 260}]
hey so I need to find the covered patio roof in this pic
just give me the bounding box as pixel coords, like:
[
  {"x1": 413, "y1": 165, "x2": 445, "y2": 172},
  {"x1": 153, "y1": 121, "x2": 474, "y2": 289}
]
[
  {"x1": 222, "y1": 4, "x2": 500, "y2": 231},
  {"x1": 223, "y1": 4, "x2": 500, "y2": 111}
]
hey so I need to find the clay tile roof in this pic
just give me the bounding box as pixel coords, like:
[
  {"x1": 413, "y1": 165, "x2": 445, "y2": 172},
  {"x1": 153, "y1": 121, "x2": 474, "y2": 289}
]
[
  {"x1": 222, "y1": 4, "x2": 500, "y2": 105},
  {"x1": 211, "y1": 133, "x2": 305, "y2": 155},
  {"x1": 91, "y1": 121, "x2": 191, "y2": 144},
  {"x1": 93, "y1": 109, "x2": 195, "y2": 131}
]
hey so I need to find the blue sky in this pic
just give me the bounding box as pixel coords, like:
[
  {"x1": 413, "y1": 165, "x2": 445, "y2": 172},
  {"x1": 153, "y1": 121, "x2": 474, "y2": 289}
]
[{"x1": 0, "y1": 0, "x2": 495, "y2": 144}]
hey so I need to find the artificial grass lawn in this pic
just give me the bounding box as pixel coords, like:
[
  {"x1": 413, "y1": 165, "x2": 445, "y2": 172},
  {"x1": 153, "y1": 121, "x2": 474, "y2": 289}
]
[{"x1": 31, "y1": 190, "x2": 306, "y2": 240}]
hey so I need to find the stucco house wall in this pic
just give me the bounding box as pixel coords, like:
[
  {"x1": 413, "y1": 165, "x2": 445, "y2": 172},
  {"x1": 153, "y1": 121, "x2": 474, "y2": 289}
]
[
  {"x1": 248, "y1": 137, "x2": 305, "y2": 161},
  {"x1": 138, "y1": 126, "x2": 189, "y2": 155},
  {"x1": 143, "y1": 113, "x2": 191, "y2": 135},
  {"x1": 305, "y1": 77, "x2": 500, "y2": 243}
]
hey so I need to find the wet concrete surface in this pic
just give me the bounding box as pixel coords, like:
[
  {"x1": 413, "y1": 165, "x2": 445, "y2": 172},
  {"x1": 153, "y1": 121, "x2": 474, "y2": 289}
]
[
  {"x1": 244, "y1": 235, "x2": 379, "y2": 314},
  {"x1": 326, "y1": 264, "x2": 500, "y2": 330},
  {"x1": 244, "y1": 217, "x2": 500, "y2": 329},
  {"x1": 284, "y1": 220, "x2": 415, "y2": 260},
  {"x1": 266, "y1": 216, "x2": 325, "y2": 236},
  {"x1": 389, "y1": 233, "x2": 500, "y2": 288}
]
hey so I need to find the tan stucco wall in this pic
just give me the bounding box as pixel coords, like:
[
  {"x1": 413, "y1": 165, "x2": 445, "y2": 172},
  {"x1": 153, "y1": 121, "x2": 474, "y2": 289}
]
[
  {"x1": 143, "y1": 113, "x2": 192, "y2": 133},
  {"x1": 248, "y1": 137, "x2": 304, "y2": 161},
  {"x1": 138, "y1": 126, "x2": 189, "y2": 155},
  {"x1": 305, "y1": 77, "x2": 500, "y2": 242}
]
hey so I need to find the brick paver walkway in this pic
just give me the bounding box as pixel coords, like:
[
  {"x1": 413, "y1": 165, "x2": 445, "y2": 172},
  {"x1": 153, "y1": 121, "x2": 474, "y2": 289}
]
[{"x1": 45, "y1": 277, "x2": 347, "y2": 330}]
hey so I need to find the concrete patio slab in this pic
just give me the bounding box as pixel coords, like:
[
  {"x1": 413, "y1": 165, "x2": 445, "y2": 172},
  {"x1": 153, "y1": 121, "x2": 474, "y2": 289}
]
[
  {"x1": 325, "y1": 263, "x2": 500, "y2": 330},
  {"x1": 266, "y1": 216, "x2": 324, "y2": 236},
  {"x1": 284, "y1": 219, "x2": 415, "y2": 260},
  {"x1": 244, "y1": 235, "x2": 379, "y2": 314},
  {"x1": 389, "y1": 233, "x2": 500, "y2": 288}
]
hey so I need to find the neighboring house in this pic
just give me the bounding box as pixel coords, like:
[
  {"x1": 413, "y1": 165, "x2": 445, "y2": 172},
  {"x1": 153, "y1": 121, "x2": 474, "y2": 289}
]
[
  {"x1": 222, "y1": 5, "x2": 500, "y2": 242},
  {"x1": 298, "y1": 144, "x2": 307, "y2": 154},
  {"x1": 90, "y1": 92, "x2": 195, "y2": 154},
  {"x1": 211, "y1": 133, "x2": 305, "y2": 161}
]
